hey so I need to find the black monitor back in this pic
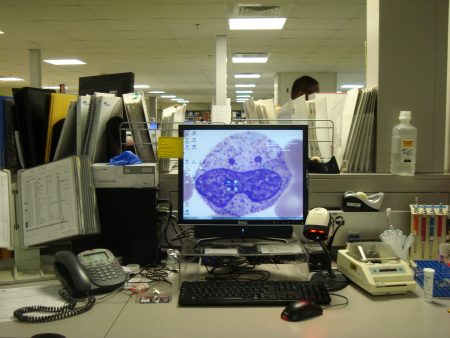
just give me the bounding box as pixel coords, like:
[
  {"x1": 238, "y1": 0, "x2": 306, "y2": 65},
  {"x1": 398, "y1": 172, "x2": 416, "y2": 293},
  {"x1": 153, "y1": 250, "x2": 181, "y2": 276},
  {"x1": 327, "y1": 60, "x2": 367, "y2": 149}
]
[{"x1": 78, "y1": 72, "x2": 134, "y2": 97}]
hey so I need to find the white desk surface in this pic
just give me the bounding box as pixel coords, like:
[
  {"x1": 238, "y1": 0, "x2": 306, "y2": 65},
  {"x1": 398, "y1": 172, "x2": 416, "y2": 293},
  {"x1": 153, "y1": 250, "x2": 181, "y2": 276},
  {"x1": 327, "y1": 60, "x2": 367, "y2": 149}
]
[{"x1": 1, "y1": 276, "x2": 449, "y2": 338}]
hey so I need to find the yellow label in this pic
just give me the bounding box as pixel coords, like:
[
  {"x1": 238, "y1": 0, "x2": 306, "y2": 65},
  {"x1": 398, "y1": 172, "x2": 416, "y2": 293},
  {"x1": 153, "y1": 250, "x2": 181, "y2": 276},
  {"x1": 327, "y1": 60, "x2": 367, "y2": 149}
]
[
  {"x1": 157, "y1": 137, "x2": 183, "y2": 158},
  {"x1": 402, "y1": 139, "x2": 414, "y2": 148}
]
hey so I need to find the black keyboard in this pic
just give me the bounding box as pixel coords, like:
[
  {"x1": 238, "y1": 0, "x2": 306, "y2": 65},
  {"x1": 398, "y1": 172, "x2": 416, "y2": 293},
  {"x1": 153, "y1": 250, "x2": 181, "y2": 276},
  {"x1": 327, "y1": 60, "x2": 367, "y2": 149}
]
[{"x1": 179, "y1": 280, "x2": 331, "y2": 306}]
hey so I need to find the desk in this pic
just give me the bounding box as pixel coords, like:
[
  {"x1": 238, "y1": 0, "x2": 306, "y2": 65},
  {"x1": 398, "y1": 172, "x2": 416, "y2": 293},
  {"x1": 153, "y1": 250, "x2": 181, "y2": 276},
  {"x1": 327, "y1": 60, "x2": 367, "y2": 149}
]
[{"x1": 1, "y1": 275, "x2": 449, "y2": 338}]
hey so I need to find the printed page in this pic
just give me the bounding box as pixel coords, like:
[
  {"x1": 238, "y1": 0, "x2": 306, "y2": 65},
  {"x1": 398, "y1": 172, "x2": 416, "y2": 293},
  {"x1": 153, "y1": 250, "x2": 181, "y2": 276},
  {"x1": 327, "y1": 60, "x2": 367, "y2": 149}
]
[{"x1": 0, "y1": 283, "x2": 64, "y2": 322}]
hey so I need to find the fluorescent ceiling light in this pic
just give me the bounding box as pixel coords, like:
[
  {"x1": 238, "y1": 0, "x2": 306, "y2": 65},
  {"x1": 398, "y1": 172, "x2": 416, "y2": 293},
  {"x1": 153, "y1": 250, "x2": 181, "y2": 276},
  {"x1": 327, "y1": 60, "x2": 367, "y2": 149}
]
[
  {"x1": 232, "y1": 53, "x2": 268, "y2": 64},
  {"x1": 236, "y1": 95, "x2": 251, "y2": 98},
  {"x1": 178, "y1": 100, "x2": 189, "y2": 103},
  {"x1": 0, "y1": 77, "x2": 24, "y2": 81},
  {"x1": 171, "y1": 98, "x2": 180, "y2": 101},
  {"x1": 44, "y1": 59, "x2": 86, "y2": 65},
  {"x1": 229, "y1": 18, "x2": 286, "y2": 30},
  {"x1": 149, "y1": 90, "x2": 165, "y2": 94},
  {"x1": 341, "y1": 84, "x2": 364, "y2": 89},
  {"x1": 134, "y1": 84, "x2": 150, "y2": 89},
  {"x1": 174, "y1": 98, "x2": 185, "y2": 102},
  {"x1": 235, "y1": 84, "x2": 256, "y2": 88},
  {"x1": 43, "y1": 86, "x2": 69, "y2": 90},
  {"x1": 236, "y1": 90, "x2": 253, "y2": 94},
  {"x1": 0, "y1": 31, "x2": 4, "y2": 34},
  {"x1": 161, "y1": 95, "x2": 176, "y2": 98},
  {"x1": 234, "y1": 73, "x2": 260, "y2": 79}
]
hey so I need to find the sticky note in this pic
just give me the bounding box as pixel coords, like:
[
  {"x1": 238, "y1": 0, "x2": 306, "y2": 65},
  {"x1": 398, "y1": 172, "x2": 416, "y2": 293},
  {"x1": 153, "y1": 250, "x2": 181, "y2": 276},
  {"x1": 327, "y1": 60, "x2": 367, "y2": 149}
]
[{"x1": 157, "y1": 137, "x2": 183, "y2": 158}]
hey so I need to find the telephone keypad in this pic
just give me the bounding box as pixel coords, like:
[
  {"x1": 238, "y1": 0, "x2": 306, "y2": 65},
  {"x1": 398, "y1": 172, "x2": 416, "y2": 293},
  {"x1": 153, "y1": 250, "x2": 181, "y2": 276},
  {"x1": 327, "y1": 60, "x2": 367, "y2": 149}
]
[{"x1": 86, "y1": 262, "x2": 125, "y2": 286}]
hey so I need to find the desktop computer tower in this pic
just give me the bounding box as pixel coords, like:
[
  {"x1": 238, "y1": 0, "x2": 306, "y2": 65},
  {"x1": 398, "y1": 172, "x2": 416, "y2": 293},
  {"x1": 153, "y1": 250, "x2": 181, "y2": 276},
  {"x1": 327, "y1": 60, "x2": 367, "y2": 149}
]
[{"x1": 72, "y1": 187, "x2": 160, "y2": 266}]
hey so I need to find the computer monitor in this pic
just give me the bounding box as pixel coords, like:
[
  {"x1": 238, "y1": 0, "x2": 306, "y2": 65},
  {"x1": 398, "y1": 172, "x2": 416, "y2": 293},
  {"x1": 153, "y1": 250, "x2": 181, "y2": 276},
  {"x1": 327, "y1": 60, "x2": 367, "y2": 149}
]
[
  {"x1": 178, "y1": 124, "x2": 308, "y2": 240},
  {"x1": 78, "y1": 72, "x2": 134, "y2": 96}
]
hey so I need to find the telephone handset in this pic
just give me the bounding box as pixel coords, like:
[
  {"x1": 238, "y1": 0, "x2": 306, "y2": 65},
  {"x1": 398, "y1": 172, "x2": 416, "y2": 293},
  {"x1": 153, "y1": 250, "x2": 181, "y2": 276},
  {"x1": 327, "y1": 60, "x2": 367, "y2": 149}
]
[{"x1": 54, "y1": 248, "x2": 127, "y2": 297}]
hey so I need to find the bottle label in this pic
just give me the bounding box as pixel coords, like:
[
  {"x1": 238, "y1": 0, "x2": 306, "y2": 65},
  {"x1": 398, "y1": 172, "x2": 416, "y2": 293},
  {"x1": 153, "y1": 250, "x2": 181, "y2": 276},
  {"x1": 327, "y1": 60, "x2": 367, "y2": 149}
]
[{"x1": 400, "y1": 139, "x2": 414, "y2": 163}]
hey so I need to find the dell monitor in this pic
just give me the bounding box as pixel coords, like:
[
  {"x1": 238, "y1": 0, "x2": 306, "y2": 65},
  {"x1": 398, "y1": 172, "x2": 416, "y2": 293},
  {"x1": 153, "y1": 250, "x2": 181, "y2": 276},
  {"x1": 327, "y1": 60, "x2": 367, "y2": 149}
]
[{"x1": 178, "y1": 124, "x2": 308, "y2": 241}]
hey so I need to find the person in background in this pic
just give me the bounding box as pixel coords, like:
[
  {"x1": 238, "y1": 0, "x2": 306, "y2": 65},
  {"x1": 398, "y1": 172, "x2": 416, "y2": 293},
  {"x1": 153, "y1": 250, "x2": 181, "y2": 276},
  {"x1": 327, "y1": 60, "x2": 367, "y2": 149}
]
[
  {"x1": 290, "y1": 75, "x2": 320, "y2": 101},
  {"x1": 277, "y1": 75, "x2": 320, "y2": 120}
]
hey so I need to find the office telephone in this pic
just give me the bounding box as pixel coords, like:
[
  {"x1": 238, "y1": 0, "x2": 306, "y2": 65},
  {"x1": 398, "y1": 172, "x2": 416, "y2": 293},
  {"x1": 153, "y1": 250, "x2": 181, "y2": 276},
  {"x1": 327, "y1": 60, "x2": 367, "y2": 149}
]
[
  {"x1": 54, "y1": 248, "x2": 127, "y2": 297},
  {"x1": 14, "y1": 249, "x2": 127, "y2": 323}
]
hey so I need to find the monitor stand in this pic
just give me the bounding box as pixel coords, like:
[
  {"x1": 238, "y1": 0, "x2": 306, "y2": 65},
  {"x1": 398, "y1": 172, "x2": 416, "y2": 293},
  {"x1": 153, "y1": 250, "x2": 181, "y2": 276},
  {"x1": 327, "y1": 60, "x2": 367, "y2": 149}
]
[{"x1": 195, "y1": 236, "x2": 291, "y2": 248}]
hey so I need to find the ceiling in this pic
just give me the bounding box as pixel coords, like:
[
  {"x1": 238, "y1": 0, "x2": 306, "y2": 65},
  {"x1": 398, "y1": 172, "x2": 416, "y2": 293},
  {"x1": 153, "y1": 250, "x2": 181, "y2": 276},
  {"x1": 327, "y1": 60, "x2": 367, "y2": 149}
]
[{"x1": 0, "y1": 0, "x2": 367, "y2": 104}]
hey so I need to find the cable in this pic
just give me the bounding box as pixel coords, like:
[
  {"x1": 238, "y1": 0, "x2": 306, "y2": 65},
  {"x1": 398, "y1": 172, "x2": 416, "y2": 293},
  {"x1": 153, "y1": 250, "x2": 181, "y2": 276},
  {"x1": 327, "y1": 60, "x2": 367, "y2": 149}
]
[
  {"x1": 202, "y1": 256, "x2": 271, "y2": 281},
  {"x1": 13, "y1": 289, "x2": 95, "y2": 323},
  {"x1": 327, "y1": 215, "x2": 345, "y2": 252},
  {"x1": 322, "y1": 293, "x2": 349, "y2": 309},
  {"x1": 156, "y1": 198, "x2": 173, "y2": 248},
  {"x1": 129, "y1": 266, "x2": 173, "y2": 285}
]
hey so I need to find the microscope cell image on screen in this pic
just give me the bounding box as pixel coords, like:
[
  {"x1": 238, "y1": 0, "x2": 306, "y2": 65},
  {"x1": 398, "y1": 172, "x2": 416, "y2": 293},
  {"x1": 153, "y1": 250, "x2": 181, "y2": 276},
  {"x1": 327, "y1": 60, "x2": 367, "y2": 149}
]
[
  {"x1": 194, "y1": 132, "x2": 291, "y2": 216},
  {"x1": 182, "y1": 128, "x2": 304, "y2": 221}
]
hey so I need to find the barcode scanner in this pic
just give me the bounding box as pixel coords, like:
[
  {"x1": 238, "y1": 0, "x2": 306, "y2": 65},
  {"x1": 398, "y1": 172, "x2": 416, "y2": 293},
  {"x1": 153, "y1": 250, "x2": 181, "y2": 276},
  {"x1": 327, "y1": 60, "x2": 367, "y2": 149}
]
[{"x1": 303, "y1": 207, "x2": 331, "y2": 241}]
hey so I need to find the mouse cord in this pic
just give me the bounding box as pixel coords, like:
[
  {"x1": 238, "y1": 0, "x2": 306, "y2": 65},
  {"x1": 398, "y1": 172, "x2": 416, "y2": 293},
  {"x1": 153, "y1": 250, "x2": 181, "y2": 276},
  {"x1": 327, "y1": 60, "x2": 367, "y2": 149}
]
[{"x1": 322, "y1": 293, "x2": 349, "y2": 309}]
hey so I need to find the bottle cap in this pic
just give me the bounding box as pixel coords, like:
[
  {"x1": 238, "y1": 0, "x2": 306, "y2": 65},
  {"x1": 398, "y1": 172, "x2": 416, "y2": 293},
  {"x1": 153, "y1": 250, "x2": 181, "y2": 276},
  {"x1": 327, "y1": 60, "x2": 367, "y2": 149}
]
[
  {"x1": 399, "y1": 110, "x2": 411, "y2": 120},
  {"x1": 423, "y1": 267, "x2": 435, "y2": 276}
]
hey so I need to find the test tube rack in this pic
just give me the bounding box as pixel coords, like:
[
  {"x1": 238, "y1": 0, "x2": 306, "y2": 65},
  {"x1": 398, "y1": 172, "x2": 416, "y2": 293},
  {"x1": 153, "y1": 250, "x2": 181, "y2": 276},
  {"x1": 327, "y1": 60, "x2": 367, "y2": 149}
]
[{"x1": 409, "y1": 204, "x2": 448, "y2": 260}]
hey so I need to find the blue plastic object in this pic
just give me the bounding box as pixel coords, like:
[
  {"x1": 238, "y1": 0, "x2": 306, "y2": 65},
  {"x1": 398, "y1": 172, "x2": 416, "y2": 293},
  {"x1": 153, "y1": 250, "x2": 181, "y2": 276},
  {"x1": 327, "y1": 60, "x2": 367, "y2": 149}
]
[
  {"x1": 109, "y1": 151, "x2": 143, "y2": 166},
  {"x1": 414, "y1": 260, "x2": 450, "y2": 298}
]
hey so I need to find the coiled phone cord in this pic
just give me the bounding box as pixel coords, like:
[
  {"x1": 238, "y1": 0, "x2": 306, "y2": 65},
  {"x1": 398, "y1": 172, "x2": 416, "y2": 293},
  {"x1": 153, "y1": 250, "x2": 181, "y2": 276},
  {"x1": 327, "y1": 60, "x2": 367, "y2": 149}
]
[{"x1": 13, "y1": 289, "x2": 95, "y2": 323}]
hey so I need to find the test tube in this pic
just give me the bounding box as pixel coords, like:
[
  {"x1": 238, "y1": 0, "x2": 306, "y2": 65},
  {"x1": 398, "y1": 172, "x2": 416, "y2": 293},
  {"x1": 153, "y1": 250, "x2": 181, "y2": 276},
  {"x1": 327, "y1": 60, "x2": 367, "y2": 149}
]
[
  {"x1": 429, "y1": 206, "x2": 435, "y2": 258},
  {"x1": 420, "y1": 205, "x2": 427, "y2": 259},
  {"x1": 413, "y1": 198, "x2": 419, "y2": 254},
  {"x1": 436, "y1": 203, "x2": 444, "y2": 245}
]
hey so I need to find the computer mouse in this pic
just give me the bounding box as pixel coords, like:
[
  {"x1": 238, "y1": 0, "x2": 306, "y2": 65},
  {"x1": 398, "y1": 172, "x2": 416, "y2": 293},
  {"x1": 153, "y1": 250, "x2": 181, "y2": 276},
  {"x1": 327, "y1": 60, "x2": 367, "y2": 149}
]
[{"x1": 281, "y1": 300, "x2": 323, "y2": 322}]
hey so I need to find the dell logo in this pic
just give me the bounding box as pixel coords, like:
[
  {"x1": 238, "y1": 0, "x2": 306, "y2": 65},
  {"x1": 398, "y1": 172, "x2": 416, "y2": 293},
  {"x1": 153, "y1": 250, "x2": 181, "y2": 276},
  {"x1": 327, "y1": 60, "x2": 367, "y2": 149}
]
[{"x1": 238, "y1": 221, "x2": 247, "y2": 225}]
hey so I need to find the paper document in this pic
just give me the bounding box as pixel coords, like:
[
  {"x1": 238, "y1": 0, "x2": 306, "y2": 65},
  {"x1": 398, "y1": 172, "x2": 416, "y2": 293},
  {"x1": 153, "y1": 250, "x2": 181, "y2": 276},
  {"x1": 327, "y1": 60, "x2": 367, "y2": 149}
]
[
  {"x1": 0, "y1": 283, "x2": 64, "y2": 322},
  {"x1": 19, "y1": 156, "x2": 100, "y2": 246}
]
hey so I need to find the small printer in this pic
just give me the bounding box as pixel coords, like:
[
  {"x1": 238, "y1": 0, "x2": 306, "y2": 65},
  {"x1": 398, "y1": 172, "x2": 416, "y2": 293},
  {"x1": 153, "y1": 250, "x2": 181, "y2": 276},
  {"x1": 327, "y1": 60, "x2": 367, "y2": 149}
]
[{"x1": 342, "y1": 191, "x2": 384, "y2": 212}]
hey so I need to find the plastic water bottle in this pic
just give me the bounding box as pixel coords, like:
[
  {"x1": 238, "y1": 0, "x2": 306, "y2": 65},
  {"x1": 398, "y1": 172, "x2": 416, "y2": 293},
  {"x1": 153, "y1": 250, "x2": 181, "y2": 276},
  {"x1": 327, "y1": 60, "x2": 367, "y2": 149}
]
[{"x1": 390, "y1": 111, "x2": 417, "y2": 175}]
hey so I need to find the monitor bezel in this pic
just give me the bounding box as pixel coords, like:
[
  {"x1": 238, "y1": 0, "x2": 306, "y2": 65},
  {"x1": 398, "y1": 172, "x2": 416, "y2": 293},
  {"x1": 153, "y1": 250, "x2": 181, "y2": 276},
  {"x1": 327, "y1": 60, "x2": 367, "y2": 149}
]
[{"x1": 177, "y1": 123, "x2": 309, "y2": 233}]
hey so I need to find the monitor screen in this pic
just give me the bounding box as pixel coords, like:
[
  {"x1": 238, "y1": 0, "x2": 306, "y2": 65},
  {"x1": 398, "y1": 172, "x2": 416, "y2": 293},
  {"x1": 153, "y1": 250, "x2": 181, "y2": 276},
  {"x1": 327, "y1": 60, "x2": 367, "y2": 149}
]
[{"x1": 178, "y1": 124, "x2": 308, "y2": 239}]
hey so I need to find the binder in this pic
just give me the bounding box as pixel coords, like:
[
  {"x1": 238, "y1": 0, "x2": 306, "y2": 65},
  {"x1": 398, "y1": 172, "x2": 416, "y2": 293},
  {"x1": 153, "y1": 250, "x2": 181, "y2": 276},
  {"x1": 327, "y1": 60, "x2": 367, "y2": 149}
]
[
  {"x1": 12, "y1": 87, "x2": 55, "y2": 168},
  {"x1": 44, "y1": 93, "x2": 77, "y2": 162},
  {"x1": 76, "y1": 95, "x2": 91, "y2": 155},
  {"x1": 17, "y1": 156, "x2": 100, "y2": 246},
  {"x1": 0, "y1": 96, "x2": 13, "y2": 169},
  {"x1": 81, "y1": 96, "x2": 124, "y2": 163},
  {"x1": 123, "y1": 92, "x2": 156, "y2": 163},
  {"x1": 341, "y1": 87, "x2": 377, "y2": 173},
  {"x1": 53, "y1": 101, "x2": 77, "y2": 161}
]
